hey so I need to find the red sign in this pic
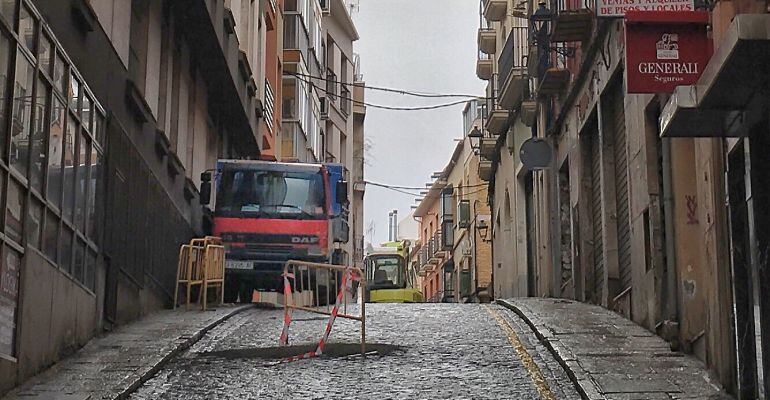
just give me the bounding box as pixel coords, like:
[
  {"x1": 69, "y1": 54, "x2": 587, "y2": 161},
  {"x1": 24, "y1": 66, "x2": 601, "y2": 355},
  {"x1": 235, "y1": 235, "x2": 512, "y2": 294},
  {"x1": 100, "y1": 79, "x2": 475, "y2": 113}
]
[{"x1": 625, "y1": 11, "x2": 711, "y2": 94}]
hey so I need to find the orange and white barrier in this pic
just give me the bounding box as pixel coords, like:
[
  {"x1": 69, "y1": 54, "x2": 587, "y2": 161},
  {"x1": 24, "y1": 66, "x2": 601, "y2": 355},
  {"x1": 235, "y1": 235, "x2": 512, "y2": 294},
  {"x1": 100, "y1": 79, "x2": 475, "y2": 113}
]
[{"x1": 278, "y1": 260, "x2": 367, "y2": 362}]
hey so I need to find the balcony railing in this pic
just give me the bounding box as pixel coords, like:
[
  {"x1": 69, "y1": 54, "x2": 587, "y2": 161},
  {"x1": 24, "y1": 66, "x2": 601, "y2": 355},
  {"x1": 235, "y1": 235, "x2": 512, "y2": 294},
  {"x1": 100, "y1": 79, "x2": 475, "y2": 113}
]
[
  {"x1": 264, "y1": 79, "x2": 275, "y2": 131},
  {"x1": 340, "y1": 86, "x2": 351, "y2": 116},
  {"x1": 498, "y1": 27, "x2": 529, "y2": 88}
]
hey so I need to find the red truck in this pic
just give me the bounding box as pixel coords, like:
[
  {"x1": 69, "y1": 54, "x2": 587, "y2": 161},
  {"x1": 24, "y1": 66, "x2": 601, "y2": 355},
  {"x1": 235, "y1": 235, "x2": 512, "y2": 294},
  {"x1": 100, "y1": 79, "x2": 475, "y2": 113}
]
[{"x1": 199, "y1": 160, "x2": 349, "y2": 302}]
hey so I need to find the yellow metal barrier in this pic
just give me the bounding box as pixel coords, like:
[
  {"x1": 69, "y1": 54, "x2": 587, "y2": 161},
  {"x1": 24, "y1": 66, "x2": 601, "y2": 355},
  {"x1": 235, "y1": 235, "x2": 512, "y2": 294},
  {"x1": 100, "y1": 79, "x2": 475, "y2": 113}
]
[{"x1": 173, "y1": 236, "x2": 226, "y2": 310}]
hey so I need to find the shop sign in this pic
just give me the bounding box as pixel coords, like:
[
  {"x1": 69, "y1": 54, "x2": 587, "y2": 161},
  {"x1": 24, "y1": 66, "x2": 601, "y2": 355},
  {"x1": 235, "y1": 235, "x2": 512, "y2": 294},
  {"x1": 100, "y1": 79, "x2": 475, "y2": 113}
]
[
  {"x1": 625, "y1": 11, "x2": 711, "y2": 94},
  {"x1": 598, "y1": 0, "x2": 694, "y2": 18},
  {"x1": 0, "y1": 248, "x2": 20, "y2": 359}
]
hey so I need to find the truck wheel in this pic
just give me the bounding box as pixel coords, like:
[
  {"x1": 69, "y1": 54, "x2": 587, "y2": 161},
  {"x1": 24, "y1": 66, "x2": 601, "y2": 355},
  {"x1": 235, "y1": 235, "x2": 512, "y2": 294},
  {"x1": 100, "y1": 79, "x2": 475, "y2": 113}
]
[
  {"x1": 239, "y1": 284, "x2": 252, "y2": 303},
  {"x1": 224, "y1": 278, "x2": 238, "y2": 303}
]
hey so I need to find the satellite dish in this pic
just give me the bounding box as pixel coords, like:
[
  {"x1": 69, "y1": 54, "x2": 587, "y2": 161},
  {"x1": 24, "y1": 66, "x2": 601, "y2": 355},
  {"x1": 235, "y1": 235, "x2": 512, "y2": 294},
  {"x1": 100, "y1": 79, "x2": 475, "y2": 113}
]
[{"x1": 520, "y1": 138, "x2": 553, "y2": 170}]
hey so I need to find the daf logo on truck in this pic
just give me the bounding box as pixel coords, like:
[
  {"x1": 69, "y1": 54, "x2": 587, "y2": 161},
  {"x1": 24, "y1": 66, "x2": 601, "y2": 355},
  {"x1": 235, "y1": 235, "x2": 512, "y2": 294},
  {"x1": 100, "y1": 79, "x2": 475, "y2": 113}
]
[{"x1": 291, "y1": 236, "x2": 319, "y2": 244}]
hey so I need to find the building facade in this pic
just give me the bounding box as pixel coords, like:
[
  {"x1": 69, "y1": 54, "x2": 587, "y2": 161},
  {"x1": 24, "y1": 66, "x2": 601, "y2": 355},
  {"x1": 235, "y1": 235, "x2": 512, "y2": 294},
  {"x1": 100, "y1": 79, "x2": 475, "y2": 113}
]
[
  {"x1": 476, "y1": 0, "x2": 770, "y2": 396},
  {"x1": 414, "y1": 102, "x2": 493, "y2": 303},
  {"x1": 0, "y1": 0, "x2": 270, "y2": 393}
]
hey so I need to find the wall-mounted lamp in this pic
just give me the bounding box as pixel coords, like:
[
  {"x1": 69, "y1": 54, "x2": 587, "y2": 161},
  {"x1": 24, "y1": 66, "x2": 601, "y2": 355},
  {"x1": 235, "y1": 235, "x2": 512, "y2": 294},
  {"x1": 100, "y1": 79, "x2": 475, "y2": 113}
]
[
  {"x1": 476, "y1": 219, "x2": 490, "y2": 242},
  {"x1": 468, "y1": 126, "x2": 483, "y2": 152}
]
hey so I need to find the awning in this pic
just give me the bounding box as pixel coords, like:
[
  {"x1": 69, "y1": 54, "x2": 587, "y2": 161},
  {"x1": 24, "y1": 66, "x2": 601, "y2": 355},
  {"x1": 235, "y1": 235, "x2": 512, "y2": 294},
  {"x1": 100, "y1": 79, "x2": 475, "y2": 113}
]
[{"x1": 660, "y1": 14, "x2": 770, "y2": 137}]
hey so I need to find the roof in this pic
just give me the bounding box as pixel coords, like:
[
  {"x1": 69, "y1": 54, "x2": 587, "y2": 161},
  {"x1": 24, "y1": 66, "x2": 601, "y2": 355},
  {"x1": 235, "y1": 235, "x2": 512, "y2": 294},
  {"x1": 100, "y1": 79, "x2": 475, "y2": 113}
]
[{"x1": 413, "y1": 138, "x2": 465, "y2": 217}]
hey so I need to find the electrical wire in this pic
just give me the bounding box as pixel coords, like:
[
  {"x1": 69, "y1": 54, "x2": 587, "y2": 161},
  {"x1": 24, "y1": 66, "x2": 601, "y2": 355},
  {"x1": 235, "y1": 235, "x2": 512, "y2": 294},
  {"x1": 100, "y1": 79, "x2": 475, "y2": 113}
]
[
  {"x1": 293, "y1": 72, "x2": 476, "y2": 111},
  {"x1": 286, "y1": 71, "x2": 489, "y2": 100},
  {"x1": 368, "y1": 182, "x2": 489, "y2": 200},
  {"x1": 364, "y1": 180, "x2": 489, "y2": 191}
]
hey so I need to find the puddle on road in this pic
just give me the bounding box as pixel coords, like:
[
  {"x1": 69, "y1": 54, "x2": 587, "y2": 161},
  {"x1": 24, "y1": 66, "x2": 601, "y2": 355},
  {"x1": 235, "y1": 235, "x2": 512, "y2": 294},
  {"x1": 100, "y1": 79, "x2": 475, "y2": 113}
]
[{"x1": 198, "y1": 343, "x2": 404, "y2": 360}]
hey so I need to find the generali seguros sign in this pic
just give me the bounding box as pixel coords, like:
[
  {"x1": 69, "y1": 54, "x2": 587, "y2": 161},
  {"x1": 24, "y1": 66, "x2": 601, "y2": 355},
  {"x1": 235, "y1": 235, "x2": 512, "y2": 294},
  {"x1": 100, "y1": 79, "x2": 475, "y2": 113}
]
[{"x1": 625, "y1": 11, "x2": 711, "y2": 94}]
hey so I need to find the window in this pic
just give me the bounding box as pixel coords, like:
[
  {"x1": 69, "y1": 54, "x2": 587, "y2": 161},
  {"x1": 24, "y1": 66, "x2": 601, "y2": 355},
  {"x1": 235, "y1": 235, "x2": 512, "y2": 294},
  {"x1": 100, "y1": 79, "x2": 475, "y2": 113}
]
[
  {"x1": 74, "y1": 132, "x2": 88, "y2": 231},
  {"x1": 47, "y1": 97, "x2": 63, "y2": 207},
  {"x1": 86, "y1": 150, "x2": 101, "y2": 242},
  {"x1": 62, "y1": 115, "x2": 75, "y2": 221},
  {"x1": 30, "y1": 76, "x2": 48, "y2": 192},
  {"x1": 42, "y1": 209, "x2": 57, "y2": 260},
  {"x1": 58, "y1": 226, "x2": 73, "y2": 273},
  {"x1": 458, "y1": 200, "x2": 471, "y2": 228},
  {"x1": 72, "y1": 239, "x2": 84, "y2": 284},
  {"x1": 18, "y1": 5, "x2": 35, "y2": 56},
  {"x1": 26, "y1": 197, "x2": 41, "y2": 248},
  {"x1": 215, "y1": 168, "x2": 326, "y2": 219},
  {"x1": 53, "y1": 52, "x2": 65, "y2": 94},
  {"x1": 85, "y1": 249, "x2": 96, "y2": 291},
  {"x1": 0, "y1": 0, "x2": 16, "y2": 27},
  {"x1": 38, "y1": 32, "x2": 51, "y2": 75},
  {"x1": 0, "y1": 33, "x2": 11, "y2": 158},
  {"x1": 10, "y1": 51, "x2": 33, "y2": 176}
]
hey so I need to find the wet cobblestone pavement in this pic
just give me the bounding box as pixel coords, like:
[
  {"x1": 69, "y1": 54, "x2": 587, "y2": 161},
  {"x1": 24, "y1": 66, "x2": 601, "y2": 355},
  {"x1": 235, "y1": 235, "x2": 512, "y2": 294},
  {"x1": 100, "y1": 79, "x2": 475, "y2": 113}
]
[{"x1": 130, "y1": 303, "x2": 581, "y2": 399}]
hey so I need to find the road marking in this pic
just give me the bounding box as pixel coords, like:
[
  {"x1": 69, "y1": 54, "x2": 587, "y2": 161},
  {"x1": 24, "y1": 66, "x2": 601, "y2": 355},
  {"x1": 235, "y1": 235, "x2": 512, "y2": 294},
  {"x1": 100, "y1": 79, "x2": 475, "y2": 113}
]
[{"x1": 485, "y1": 305, "x2": 557, "y2": 400}]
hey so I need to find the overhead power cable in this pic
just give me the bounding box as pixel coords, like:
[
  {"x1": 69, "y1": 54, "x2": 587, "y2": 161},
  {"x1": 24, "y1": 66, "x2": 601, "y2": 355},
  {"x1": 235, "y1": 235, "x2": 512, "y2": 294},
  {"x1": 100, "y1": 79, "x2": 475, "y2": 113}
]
[
  {"x1": 286, "y1": 71, "x2": 489, "y2": 99},
  {"x1": 291, "y1": 73, "x2": 474, "y2": 111},
  {"x1": 368, "y1": 182, "x2": 489, "y2": 199},
  {"x1": 364, "y1": 180, "x2": 489, "y2": 191}
]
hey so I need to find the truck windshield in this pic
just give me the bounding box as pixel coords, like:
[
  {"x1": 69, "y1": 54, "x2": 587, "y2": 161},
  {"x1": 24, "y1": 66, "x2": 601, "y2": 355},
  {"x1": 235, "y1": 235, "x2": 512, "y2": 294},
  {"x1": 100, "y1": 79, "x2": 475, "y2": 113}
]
[
  {"x1": 215, "y1": 168, "x2": 326, "y2": 219},
  {"x1": 367, "y1": 255, "x2": 405, "y2": 288}
]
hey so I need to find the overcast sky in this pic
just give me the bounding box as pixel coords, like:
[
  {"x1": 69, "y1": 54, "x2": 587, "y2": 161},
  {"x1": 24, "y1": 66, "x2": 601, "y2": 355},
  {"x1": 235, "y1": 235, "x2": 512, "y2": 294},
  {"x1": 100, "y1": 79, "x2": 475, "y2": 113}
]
[{"x1": 352, "y1": 0, "x2": 485, "y2": 245}]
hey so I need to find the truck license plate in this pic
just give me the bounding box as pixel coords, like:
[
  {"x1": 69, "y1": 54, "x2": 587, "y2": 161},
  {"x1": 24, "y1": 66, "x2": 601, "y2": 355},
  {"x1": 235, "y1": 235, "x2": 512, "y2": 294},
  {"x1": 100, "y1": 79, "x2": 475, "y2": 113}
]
[{"x1": 226, "y1": 260, "x2": 253, "y2": 270}]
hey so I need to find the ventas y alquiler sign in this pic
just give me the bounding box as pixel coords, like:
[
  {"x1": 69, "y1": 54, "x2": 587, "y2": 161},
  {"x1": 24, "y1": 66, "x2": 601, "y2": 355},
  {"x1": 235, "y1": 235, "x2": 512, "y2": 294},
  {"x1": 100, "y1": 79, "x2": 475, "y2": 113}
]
[{"x1": 597, "y1": 0, "x2": 694, "y2": 18}]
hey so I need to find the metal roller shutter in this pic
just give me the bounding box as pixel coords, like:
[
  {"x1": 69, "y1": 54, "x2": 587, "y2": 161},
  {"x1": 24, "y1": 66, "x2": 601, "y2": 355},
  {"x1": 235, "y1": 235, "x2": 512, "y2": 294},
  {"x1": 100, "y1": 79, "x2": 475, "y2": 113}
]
[
  {"x1": 591, "y1": 132, "x2": 604, "y2": 303},
  {"x1": 612, "y1": 94, "x2": 632, "y2": 291}
]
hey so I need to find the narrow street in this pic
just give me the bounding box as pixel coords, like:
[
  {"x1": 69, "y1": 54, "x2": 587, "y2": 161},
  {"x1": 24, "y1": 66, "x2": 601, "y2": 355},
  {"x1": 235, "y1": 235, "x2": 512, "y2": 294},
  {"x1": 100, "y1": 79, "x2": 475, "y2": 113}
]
[{"x1": 130, "y1": 304, "x2": 579, "y2": 399}]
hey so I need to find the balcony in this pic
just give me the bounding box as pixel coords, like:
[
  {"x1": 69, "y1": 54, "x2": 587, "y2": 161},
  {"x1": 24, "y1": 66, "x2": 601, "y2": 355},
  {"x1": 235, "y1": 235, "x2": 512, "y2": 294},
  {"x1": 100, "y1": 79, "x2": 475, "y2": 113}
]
[
  {"x1": 520, "y1": 100, "x2": 537, "y2": 126},
  {"x1": 551, "y1": 9, "x2": 593, "y2": 43},
  {"x1": 497, "y1": 27, "x2": 528, "y2": 110},
  {"x1": 476, "y1": 51, "x2": 493, "y2": 80},
  {"x1": 538, "y1": 68, "x2": 570, "y2": 96},
  {"x1": 478, "y1": 27, "x2": 497, "y2": 55},
  {"x1": 483, "y1": 0, "x2": 507, "y2": 22},
  {"x1": 478, "y1": 159, "x2": 493, "y2": 181},
  {"x1": 479, "y1": 137, "x2": 497, "y2": 159},
  {"x1": 485, "y1": 108, "x2": 509, "y2": 136}
]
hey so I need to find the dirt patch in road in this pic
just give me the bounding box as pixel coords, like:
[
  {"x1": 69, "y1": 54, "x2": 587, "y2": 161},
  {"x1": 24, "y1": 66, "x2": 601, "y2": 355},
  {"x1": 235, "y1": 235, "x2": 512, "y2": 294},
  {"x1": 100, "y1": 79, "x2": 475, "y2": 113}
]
[{"x1": 199, "y1": 343, "x2": 403, "y2": 360}]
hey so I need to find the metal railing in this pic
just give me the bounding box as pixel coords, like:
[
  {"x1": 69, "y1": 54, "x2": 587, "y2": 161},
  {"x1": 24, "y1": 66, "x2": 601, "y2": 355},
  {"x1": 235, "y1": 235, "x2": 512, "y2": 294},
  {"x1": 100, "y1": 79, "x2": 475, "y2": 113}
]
[
  {"x1": 499, "y1": 27, "x2": 529, "y2": 86},
  {"x1": 281, "y1": 260, "x2": 366, "y2": 357},
  {"x1": 485, "y1": 73, "x2": 499, "y2": 115},
  {"x1": 340, "y1": 86, "x2": 351, "y2": 116}
]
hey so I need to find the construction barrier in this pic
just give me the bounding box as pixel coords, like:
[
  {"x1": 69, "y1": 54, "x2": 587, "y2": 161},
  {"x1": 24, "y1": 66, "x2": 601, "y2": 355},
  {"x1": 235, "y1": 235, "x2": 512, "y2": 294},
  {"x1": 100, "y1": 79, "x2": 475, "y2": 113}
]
[
  {"x1": 174, "y1": 236, "x2": 226, "y2": 310},
  {"x1": 279, "y1": 260, "x2": 367, "y2": 362}
]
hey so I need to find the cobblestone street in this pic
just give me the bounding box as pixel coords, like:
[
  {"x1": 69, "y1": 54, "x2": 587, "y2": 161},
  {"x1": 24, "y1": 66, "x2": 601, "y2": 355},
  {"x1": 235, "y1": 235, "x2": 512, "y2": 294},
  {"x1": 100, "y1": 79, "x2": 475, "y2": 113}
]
[{"x1": 130, "y1": 304, "x2": 581, "y2": 399}]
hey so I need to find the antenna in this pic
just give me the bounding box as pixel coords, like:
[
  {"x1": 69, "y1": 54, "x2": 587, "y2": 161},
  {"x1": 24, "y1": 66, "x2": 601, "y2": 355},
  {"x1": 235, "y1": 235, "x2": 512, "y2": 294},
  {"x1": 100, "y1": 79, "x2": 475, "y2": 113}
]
[{"x1": 346, "y1": 0, "x2": 359, "y2": 15}]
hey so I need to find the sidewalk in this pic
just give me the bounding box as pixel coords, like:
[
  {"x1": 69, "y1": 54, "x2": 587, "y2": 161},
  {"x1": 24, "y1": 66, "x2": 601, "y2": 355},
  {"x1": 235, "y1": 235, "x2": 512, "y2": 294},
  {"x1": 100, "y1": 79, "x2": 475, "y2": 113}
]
[
  {"x1": 499, "y1": 298, "x2": 733, "y2": 400},
  {"x1": 3, "y1": 304, "x2": 252, "y2": 400}
]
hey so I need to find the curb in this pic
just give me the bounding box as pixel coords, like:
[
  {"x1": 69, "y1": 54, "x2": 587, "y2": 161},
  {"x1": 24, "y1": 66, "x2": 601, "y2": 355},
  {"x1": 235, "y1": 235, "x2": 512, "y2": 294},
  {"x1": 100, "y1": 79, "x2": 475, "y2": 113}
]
[
  {"x1": 115, "y1": 304, "x2": 254, "y2": 399},
  {"x1": 496, "y1": 299, "x2": 604, "y2": 400}
]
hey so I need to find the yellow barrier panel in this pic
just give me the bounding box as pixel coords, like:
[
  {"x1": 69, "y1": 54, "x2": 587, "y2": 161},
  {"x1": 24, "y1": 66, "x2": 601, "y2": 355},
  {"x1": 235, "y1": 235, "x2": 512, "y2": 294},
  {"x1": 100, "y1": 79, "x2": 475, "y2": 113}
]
[{"x1": 173, "y1": 237, "x2": 226, "y2": 310}]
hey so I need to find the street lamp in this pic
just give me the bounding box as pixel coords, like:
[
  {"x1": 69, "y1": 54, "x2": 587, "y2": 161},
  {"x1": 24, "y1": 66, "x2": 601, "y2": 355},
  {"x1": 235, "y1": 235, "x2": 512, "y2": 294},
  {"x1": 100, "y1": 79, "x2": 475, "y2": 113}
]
[
  {"x1": 476, "y1": 218, "x2": 490, "y2": 242},
  {"x1": 468, "y1": 126, "x2": 483, "y2": 152},
  {"x1": 530, "y1": 1, "x2": 552, "y2": 45}
]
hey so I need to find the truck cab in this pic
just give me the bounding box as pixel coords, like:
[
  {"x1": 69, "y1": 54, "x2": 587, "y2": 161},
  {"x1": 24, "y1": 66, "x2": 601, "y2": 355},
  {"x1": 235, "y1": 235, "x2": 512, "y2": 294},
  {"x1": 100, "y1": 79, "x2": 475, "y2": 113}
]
[{"x1": 199, "y1": 160, "x2": 348, "y2": 301}]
